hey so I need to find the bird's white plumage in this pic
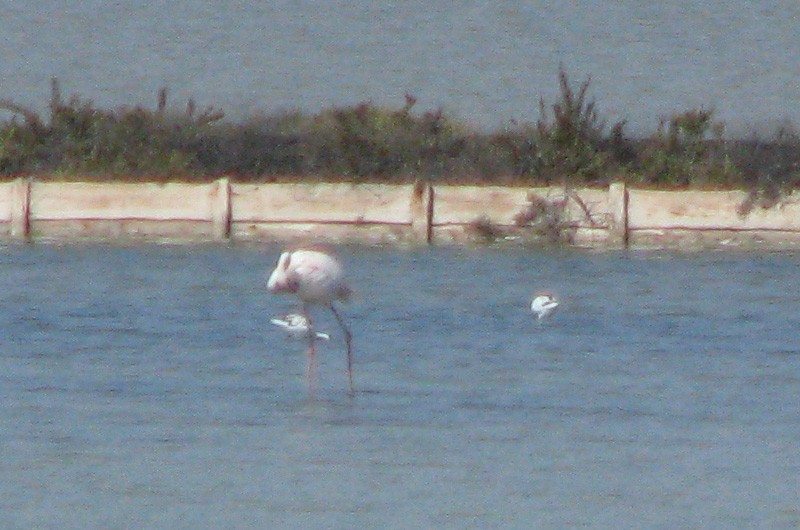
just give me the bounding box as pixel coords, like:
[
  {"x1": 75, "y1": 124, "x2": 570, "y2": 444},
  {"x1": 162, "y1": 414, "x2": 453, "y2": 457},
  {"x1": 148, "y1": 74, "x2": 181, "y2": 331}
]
[
  {"x1": 531, "y1": 293, "x2": 559, "y2": 320},
  {"x1": 267, "y1": 248, "x2": 354, "y2": 395},
  {"x1": 267, "y1": 249, "x2": 351, "y2": 304},
  {"x1": 270, "y1": 314, "x2": 330, "y2": 340}
]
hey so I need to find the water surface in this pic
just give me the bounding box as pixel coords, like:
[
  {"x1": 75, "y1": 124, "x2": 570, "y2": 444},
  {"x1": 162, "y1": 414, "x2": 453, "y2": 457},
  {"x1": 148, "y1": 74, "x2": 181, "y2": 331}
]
[
  {"x1": 1, "y1": 244, "x2": 799, "y2": 528},
  {"x1": 3, "y1": 1, "x2": 800, "y2": 132}
]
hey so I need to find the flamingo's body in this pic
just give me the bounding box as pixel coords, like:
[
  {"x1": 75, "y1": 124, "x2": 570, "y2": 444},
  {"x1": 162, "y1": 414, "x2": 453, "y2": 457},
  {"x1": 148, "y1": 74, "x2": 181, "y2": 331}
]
[
  {"x1": 531, "y1": 293, "x2": 559, "y2": 320},
  {"x1": 270, "y1": 313, "x2": 331, "y2": 341},
  {"x1": 267, "y1": 248, "x2": 353, "y2": 395}
]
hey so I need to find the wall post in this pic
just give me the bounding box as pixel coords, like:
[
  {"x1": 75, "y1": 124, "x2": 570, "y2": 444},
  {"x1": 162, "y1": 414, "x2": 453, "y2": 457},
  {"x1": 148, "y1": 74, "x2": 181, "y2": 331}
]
[
  {"x1": 410, "y1": 181, "x2": 433, "y2": 244},
  {"x1": 608, "y1": 181, "x2": 628, "y2": 247},
  {"x1": 211, "y1": 177, "x2": 232, "y2": 240},
  {"x1": 10, "y1": 178, "x2": 31, "y2": 241}
]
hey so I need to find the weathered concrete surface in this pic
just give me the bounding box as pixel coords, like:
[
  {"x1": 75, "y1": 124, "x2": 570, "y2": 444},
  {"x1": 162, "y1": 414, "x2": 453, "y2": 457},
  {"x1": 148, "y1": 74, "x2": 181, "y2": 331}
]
[
  {"x1": 607, "y1": 182, "x2": 628, "y2": 246},
  {"x1": 431, "y1": 185, "x2": 614, "y2": 245},
  {"x1": 626, "y1": 189, "x2": 800, "y2": 249},
  {"x1": 628, "y1": 189, "x2": 800, "y2": 231},
  {"x1": 30, "y1": 219, "x2": 219, "y2": 241},
  {"x1": 31, "y1": 182, "x2": 216, "y2": 221},
  {"x1": 629, "y1": 228, "x2": 800, "y2": 250},
  {"x1": 231, "y1": 182, "x2": 423, "y2": 243},
  {"x1": 1, "y1": 179, "x2": 799, "y2": 248},
  {"x1": 0, "y1": 182, "x2": 13, "y2": 223},
  {"x1": 0, "y1": 181, "x2": 13, "y2": 237},
  {"x1": 26, "y1": 181, "x2": 223, "y2": 240},
  {"x1": 233, "y1": 183, "x2": 416, "y2": 223},
  {"x1": 432, "y1": 185, "x2": 532, "y2": 226},
  {"x1": 231, "y1": 222, "x2": 417, "y2": 245},
  {"x1": 0, "y1": 179, "x2": 31, "y2": 238}
]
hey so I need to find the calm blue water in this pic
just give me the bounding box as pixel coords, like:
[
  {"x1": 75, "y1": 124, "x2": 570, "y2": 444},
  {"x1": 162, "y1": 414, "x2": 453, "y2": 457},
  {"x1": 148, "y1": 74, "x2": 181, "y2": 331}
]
[
  {"x1": 1, "y1": 243, "x2": 799, "y2": 528},
  {"x1": 2, "y1": 1, "x2": 800, "y2": 133}
]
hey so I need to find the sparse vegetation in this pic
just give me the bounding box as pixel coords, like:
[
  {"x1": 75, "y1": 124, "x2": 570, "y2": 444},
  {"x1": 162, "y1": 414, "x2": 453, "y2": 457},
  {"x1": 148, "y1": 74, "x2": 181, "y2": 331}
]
[
  {"x1": 1, "y1": 71, "x2": 799, "y2": 203},
  {"x1": 513, "y1": 191, "x2": 573, "y2": 244},
  {"x1": 735, "y1": 127, "x2": 800, "y2": 215},
  {"x1": 467, "y1": 215, "x2": 506, "y2": 243}
]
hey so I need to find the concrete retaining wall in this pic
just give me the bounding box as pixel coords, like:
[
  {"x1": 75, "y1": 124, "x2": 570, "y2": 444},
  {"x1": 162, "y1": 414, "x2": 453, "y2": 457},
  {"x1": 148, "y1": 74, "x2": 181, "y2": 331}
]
[
  {"x1": 627, "y1": 188, "x2": 800, "y2": 248},
  {"x1": 1, "y1": 178, "x2": 798, "y2": 248},
  {"x1": 230, "y1": 182, "x2": 428, "y2": 244}
]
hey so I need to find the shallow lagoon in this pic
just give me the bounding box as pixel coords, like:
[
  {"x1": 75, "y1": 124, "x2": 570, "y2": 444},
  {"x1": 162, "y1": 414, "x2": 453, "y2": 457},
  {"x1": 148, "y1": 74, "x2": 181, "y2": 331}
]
[{"x1": 1, "y1": 244, "x2": 799, "y2": 528}]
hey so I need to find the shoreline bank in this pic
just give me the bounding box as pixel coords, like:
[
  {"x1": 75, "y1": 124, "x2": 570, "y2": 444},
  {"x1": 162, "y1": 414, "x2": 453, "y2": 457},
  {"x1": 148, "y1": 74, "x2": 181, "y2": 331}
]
[{"x1": 1, "y1": 178, "x2": 799, "y2": 250}]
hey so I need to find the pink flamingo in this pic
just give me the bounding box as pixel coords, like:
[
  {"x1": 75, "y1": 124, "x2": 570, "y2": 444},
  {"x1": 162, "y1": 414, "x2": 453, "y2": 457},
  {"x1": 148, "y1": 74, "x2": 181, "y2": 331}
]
[{"x1": 267, "y1": 248, "x2": 354, "y2": 395}]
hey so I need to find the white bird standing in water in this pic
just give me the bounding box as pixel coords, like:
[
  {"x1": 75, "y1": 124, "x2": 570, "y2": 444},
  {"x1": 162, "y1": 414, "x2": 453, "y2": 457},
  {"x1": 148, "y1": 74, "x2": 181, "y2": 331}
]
[
  {"x1": 531, "y1": 293, "x2": 559, "y2": 320},
  {"x1": 270, "y1": 313, "x2": 331, "y2": 341},
  {"x1": 267, "y1": 248, "x2": 353, "y2": 395}
]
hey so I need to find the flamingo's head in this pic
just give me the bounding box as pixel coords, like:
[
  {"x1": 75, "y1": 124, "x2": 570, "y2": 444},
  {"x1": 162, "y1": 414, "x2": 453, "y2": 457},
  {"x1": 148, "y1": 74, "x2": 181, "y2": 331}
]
[{"x1": 267, "y1": 252, "x2": 299, "y2": 294}]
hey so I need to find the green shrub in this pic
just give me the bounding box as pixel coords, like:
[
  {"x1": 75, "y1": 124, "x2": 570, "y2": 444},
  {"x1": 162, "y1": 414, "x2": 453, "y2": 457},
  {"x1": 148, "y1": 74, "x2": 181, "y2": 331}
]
[
  {"x1": 0, "y1": 79, "x2": 223, "y2": 180},
  {"x1": 736, "y1": 127, "x2": 800, "y2": 213},
  {"x1": 1, "y1": 74, "x2": 799, "y2": 195},
  {"x1": 529, "y1": 66, "x2": 628, "y2": 185},
  {"x1": 633, "y1": 108, "x2": 740, "y2": 187},
  {"x1": 302, "y1": 96, "x2": 470, "y2": 181}
]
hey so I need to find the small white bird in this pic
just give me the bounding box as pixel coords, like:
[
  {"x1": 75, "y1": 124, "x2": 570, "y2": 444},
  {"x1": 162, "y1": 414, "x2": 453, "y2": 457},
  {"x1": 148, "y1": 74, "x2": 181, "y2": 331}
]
[
  {"x1": 270, "y1": 314, "x2": 331, "y2": 341},
  {"x1": 267, "y1": 247, "x2": 353, "y2": 395},
  {"x1": 531, "y1": 293, "x2": 559, "y2": 320}
]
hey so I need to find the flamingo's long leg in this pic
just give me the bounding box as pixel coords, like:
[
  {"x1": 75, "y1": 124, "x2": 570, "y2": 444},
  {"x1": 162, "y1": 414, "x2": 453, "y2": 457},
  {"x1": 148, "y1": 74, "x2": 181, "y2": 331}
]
[
  {"x1": 330, "y1": 304, "x2": 354, "y2": 395},
  {"x1": 302, "y1": 304, "x2": 317, "y2": 397}
]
